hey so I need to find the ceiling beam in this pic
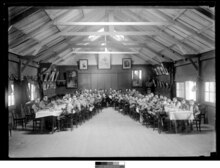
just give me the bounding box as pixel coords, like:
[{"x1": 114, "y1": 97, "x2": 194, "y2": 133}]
[
  {"x1": 34, "y1": 9, "x2": 106, "y2": 48},
  {"x1": 35, "y1": 6, "x2": 209, "y2": 10},
  {"x1": 173, "y1": 9, "x2": 187, "y2": 20},
  {"x1": 128, "y1": 9, "x2": 199, "y2": 54},
  {"x1": 34, "y1": 40, "x2": 68, "y2": 61},
  {"x1": 8, "y1": 7, "x2": 39, "y2": 27},
  {"x1": 131, "y1": 54, "x2": 149, "y2": 63},
  {"x1": 71, "y1": 43, "x2": 144, "y2": 48},
  {"x1": 108, "y1": 36, "x2": 169, "y2": 62},
  {"x1": 54, "y1": 21, "x2": 170, "y2": 26},
  {"x1": 117, "y1": 9, "x2": 197, "y2": 59},
  {"x1": 61, "y1": 31, "x2": 156, "y2": 36},
  {"x1": 154, "y1": 9, "x2": 215, "y2": 47},
  {"x1": 189, "y1": 58, "x2": 198, "y2": 71},
  {"x1": 69, "y1": 51, "x2": 139, "y2": 54},
  {"x1": 195, "y1": 7, "x2": 215, "y2": 20},
  {"x1": 197, "y1": 23, "x2": 214, "y2": 34},
  {"x1": 31, "y1": 9, "x2": 74, "y2": 56},
  {"x1": 139, "y1": 52, "x2": 160, "y2": 64},
  {"x1": 10, "y1": 10, "x2": 76, "y2": 49},
  {"x1": 108, "y1": 10, "x2": 114, "y2": 32}
]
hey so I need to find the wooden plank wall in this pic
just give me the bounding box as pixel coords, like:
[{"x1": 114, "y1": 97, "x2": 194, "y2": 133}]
[
  {"x1": 175, "y1": 50, "x2": 215, "y2": 125},
  {"x1": 56, "y1": 64, "x2": 153, "y2": 94}
]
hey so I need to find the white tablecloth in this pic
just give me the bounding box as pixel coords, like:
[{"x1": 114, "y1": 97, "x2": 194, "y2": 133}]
[
  {"x1": 35, "y1": 104, "x2": 66, "y2": 119},
  {"x1": 164, "y1": 106, "x2": 194, "y2": 120}
]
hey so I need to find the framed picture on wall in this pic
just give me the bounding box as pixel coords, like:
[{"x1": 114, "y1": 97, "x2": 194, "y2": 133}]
[
  {"x1": 122, "y1": 58, "x2": 132, "y2": 69},
  {"x1": 98, "y1": 54, "x2": 111, "y2": 69},
  {"x1": 79, "y1": 59, "x2": 88, "y2": 70}
]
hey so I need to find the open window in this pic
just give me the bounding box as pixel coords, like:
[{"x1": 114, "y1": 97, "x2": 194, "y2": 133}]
[
  {"x1": 28, "y1": 83, "x2": 36, "y2": 101},
  {"x1": 8, "y1": 83, "x2": 15, "y2": 106},
  {"x1": 176, "y1": 82, "x2": 185, "y2": 98},
  {"x1": 204, "y1": 81, "x2": 215, "y2": 103},
  {"x1": 132, "y1": 70, "x2": 142, "y2": 87}
]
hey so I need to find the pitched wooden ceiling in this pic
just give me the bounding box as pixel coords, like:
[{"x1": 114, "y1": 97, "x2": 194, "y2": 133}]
[{"x1": 8, "y1": 6, "x2": 215, "y2": 65}]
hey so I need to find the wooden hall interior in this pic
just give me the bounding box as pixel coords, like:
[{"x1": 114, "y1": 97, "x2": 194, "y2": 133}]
[{"x1": 7, "y1": 4, "x2": 216, "y2": 158}]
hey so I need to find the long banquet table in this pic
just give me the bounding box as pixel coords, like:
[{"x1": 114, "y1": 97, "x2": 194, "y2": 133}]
[
  {"x1": 35, "y1": 104, "x2": 66, "y2": 133},
  {"x1": 164, "y1": 106, "x2": 194, "y2": 133}
]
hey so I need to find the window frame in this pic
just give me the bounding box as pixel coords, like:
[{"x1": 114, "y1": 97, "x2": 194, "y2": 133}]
[
  {"x1": 176, "y1": 82, "x2": 185, "y2": 98},
  {"x1": 204, "y1": 81, "x2": 215, "y2": 104},
  {"x1": 176, "y1": 81, "x2": 197, "y2": 101},
  {"x1": 184, "y1": 81, "x2": 197, "y2": 101},
  {"x1": 8, "y1": 83, "x2": 15, "y2": 106},
  {"x1": 28, "y1": 82, "x2": 36, "y2": 101},
  {"x1": 132, "y1": 69, "x2": 143, "y2": 87}
]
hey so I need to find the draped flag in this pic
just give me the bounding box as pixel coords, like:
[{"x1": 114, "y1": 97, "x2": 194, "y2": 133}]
[
  {"x1": 157, "y1": 67, "x2": 162, "y2": 75},
  {"x1": 160, "y1": 66, "x2": 165, "y2": 75},
  {"x1": 154, "y1": 68, "x2": 159, "y2": 75},
  {"x1": 164, "y1": 68, "x2": 169, "y2": 75}
]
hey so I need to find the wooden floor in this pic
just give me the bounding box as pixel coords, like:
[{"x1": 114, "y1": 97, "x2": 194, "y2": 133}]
[{"x1": 9, "y1": 107, "x2": 216, "y2": 157}]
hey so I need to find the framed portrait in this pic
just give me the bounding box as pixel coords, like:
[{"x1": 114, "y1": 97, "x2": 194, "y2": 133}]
[
  {"x1": 122, "y1": 58, "x2": 132, "y2": 69},
  {"x1": 98, "y1": 54, "x2": 111, "y2": 69},
  {"x1": 79, "y1": 59, "x2": 88, "y2": 70}
]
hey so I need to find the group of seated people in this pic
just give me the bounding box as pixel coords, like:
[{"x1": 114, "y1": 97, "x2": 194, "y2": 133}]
[
  {"x1": 29, "y1": 88, "x2": 201, "y2": 132},
  {"x1": 109, "y1": 89, "x2": 201, "y2": 132}
]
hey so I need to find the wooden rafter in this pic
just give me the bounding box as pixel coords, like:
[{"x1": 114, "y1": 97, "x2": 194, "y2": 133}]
[
  {"x1": 9, "y1": 7, "x2": 40, "y2": 27},
  {"x1": 117, "y1": 9, "x2": 197, "y2": 58},
  {"x1": 33, "y1": 9, "x2": 106, "y2": 49},
  {"x1": 195, "y1": 7, "x2": 215, "y2": 20},
  {"x1": 69, "y1": 51, "x2": 139, "y2": 54},
  {"x1": 60, "y1": 31, "x2": 156, "y2": 36},
  {"x1": 154, "y1": 9, "x2": 215, "y2": 46},
  {"x1": 189, "y1": 58, "x2": 198, "y2": 71},
  {"x1": 54, "y1": 21, "x2": 170, "y2": 26},
  {"x1": 10, "y1": 10, "x2": 74, "y2": 49},
  {"x1": 132, "y1": 9, "x2": 199, "y2": 54},
  {"x1": 173, "y1": 9, "x2": 187, "y2": 20},
  {"x1": 70, "y1": 43, "x2": 144, "y2": 48}
]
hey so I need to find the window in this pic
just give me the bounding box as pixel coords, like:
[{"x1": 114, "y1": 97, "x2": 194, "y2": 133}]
[
  {"x1": 8, "y1": 84, "x2": 15, "y2": 106},
  {"x1": 185, "y1": 81, "x2": 196, "y2": 101},
  {"x1": 176, "y1": 81, "x2": 197, "y2": 101},
  {"x1": 28, "y1": 83, "x2": 36, "y2": 101},
  {"x1": 205, "y1": 82, "x2": 215, "y2": 103},
  {"x1": 132, "y1": 70, "x2": 142, "y2": 87},
  {"x1": 176, "y1": 82, "x2": 185, "y2": 98}
]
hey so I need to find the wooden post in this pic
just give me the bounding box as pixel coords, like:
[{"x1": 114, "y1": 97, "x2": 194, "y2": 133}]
[
  {"x1": 18, "y1": 59, "x2": 22, "y2": 81},
  {"x1": 170, "y1": 63, "x2": 176, "y2": 99},
  {"x1": 197, "y1": 56, "x2": 202, "y2": 103}
]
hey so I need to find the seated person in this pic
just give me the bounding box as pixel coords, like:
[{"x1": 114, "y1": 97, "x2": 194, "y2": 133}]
[
  {"x1": 171, "y1": 97, "x2": 181, "y2": 109},
  {"x1": 32, "y1": 98, "x2": 40, "y2": 113},
  {"x1": 72, "y1": 95, "x2": 81, "y2": 112},
  {"x1": 179, "y1": 99, "x2": 189, "y2": 110},
  {"x1": 66, "y1": 97, "x2": 74, "y2": 114},
  {"x1": 39, "y1": 96, "x2": 49, "y2": 109},
  {"x1": 189, "y1": 100, "x2": 200, "y2": 118}
]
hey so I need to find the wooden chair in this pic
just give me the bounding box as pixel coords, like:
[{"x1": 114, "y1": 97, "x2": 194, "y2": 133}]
[
  {"x1": 143, "y1": 110, "x2": 154, "y2": 128},
  {"x1": 11, "y1": 106, "x2": 27, "y2": 130},
  {"x1": 123, "y1": 103, "x2": 129, "y2": 115},
  {"x1": 152, "y1": 112, "x2": 163, "y2": 134},
  {"x1": 24, "y1": 105, "x2": 35, "y2": 122},
  {"x1": 59, "y1": 110, "x2": 77, "y2": 131},
  {"x1": 199, "y1": 104, "x2": 208, "y2": 124},
  {"x1": 33, "y1": 117, "x2": 42, "y2": 131},
  {"x1": 192, "y1": 113, "x2": 202, "y2": 132},
  {"x1": 31, "y1": 108, "x2": 42, "y2": 132},
  {"x1": 9, "y1": 109, "x2": 13, "y2": 136}
]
